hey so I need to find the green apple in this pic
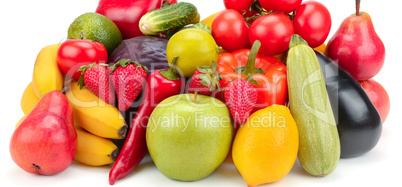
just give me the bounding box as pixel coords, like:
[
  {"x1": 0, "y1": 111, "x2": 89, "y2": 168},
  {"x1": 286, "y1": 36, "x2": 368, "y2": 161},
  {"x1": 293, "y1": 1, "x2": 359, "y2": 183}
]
[{"x1": 146, "y1": 93, "x2": 233, "y2": 181}]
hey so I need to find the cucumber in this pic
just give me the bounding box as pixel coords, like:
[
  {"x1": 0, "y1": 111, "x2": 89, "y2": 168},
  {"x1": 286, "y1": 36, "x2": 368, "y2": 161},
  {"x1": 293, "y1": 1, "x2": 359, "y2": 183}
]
[
  {"x1": 286, "y1": 34, "x2": 340, "y2": 177},
  {"x1": 166, "y1": 23, "x2": 211, "y2": 39},
  {"x1": 139, "y1": 2, "x2": 200, "y2": 35}
]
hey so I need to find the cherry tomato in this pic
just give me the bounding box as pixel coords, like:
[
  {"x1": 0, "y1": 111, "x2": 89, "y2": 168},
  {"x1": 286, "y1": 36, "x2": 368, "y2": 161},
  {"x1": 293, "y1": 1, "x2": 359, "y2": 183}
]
[
  {"x1": 212, "y1": 9, "x2": 250, "y2": 52},
  {"x1": 223, "y1": 0, "x2": 257, "y2": 18},
  {"x1": 259, "y1": 0, "x2": 302, "y2": 14},
  {"x1": 293, "y1": 1, "x2": 332, "y2": 48},
  {"x1": 249, "y1": 13, "x2": 294, "y2": 56},
  {"x1": 57, "y1": 39, "x2": 108, "y2": 80}
]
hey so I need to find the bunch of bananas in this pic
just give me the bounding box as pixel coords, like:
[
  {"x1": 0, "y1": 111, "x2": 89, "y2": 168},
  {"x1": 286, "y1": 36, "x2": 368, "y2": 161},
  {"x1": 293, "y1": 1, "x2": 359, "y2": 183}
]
[{"x1": 18, "y1": 44, "x2": 127, "y2": 166}]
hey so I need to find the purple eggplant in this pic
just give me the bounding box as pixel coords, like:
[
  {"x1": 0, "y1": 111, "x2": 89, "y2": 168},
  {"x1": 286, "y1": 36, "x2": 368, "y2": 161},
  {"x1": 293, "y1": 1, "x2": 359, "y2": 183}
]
[{"x1": 316, "y1": 51, "x2": 382, "y2": 158}]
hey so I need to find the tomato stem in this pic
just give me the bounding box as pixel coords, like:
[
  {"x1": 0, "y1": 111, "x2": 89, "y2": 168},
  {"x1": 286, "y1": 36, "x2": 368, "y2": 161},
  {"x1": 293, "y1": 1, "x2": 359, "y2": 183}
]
[
  {"x1": 356, "y1": 0, "x2": 361, "y2": 16},
  {"x1": 243, "y1": 40, "x2": 261, "y2": 76}
]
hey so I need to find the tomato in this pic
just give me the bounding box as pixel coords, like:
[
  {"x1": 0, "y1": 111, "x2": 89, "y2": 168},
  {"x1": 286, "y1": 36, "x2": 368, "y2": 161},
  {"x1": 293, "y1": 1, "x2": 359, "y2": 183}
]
[
  {"x1": 223, "y1": 0, "x2": 257, "y2": 18},
  {"x1": 249, "y1": 13, "x2": 294, "y2": 56},
  {"x1": 57, "y1": 39, "x2": 108, "y2": 80},
  {"x1": 293, "y1": 1, "x2": 332, "y2": 48},
  {"x1": 259, "y1": 0, "x2": 302, "y2": 14},
  {"x1": 212, "y1": 9, "x2": 250, "y2": 52}
]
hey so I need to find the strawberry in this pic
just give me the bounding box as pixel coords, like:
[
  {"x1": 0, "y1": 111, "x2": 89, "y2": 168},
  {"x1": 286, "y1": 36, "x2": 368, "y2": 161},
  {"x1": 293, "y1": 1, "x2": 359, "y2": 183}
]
[
  {"x1": 111, "y1": 59, "x2": 148, "y2": 112},
  {"x1": 77, "y1": 62, "x2": 115, "y2": 105},
  {"x1": 224, "y1": 79, "x2": 257, "y2": 125},
  {"x1": 188, "y1": 61, "x2": 222, "y2": 96}
]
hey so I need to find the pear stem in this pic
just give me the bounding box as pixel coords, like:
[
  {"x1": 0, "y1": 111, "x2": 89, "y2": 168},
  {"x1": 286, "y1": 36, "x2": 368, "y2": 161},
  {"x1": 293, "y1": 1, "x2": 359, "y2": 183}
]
[{"x1": 356, "y1": 0, "x2": 361, "y2": 16}]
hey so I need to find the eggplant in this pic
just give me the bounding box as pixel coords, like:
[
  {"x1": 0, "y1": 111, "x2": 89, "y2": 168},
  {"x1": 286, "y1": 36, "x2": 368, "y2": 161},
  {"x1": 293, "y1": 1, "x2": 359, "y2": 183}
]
[{"x1": 315, "y1": 51, "x2": 382, "y2": 158}]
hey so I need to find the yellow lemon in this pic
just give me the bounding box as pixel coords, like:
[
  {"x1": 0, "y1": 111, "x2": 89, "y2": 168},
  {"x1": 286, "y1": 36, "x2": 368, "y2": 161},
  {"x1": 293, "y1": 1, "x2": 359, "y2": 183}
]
[{"x1": 232, "y1": 105, "x2": 299, "y2": 187}]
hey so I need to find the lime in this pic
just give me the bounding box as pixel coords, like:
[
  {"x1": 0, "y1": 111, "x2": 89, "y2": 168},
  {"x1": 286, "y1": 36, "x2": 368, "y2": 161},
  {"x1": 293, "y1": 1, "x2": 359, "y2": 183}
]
[
  {"x1": 166, "y1": 29, "x2": 220, "y2": 78},
  {"x1": 68, "y1": 12, "x2": 122, "y2": 54}
]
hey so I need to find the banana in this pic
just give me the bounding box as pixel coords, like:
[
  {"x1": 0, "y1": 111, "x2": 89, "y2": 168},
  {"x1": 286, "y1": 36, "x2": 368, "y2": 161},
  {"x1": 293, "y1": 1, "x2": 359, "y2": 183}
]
[
  {"x1": 21, "y1": 82, "x2": 40, "y2": 115},
  {"x1": 32, "y1": 44, "x2": 64, "y2": 98},
  {"x1": 75, "y1": 127, "x2": 119, "y2": 166},
  {"x1": 65, "y1": 80, "x2": 127, "y2": 139},
  {"x1": 15, "y1": 116, "x2": 26, "y2": 128}
]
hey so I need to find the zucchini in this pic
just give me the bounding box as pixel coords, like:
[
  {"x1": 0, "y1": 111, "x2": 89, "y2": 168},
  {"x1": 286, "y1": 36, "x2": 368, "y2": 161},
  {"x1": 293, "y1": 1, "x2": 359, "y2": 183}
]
[
  {"x1": 139, "y1": 2, "x2": 200, "y2": 35},
  {"x1": 286, "y1": 34, "x2": 340, "y2": 176}
]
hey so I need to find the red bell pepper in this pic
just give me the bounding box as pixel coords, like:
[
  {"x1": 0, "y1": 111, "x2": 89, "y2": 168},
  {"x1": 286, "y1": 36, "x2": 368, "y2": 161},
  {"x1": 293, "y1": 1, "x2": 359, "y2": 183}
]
[
  {"x1": 163, "y1": 0, "x2": 177, "y2": 4},
  {"x1": 216, "y1": 41, "x2": 288, "y2": 112},
  {"x1": 96, "y1": 0, "x2": 163, "y2": 39},
  {"x1": 108, "y1": 57, "x2": 184, "y2": 185}
]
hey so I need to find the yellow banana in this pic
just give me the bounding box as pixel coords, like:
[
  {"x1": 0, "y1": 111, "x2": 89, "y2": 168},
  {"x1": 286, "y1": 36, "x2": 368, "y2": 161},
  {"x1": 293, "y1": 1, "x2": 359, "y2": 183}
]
[
  {"x1": 32, "y1": 44, "x2": 64, "y2": 98},
  {"x1": 65, "y1": 80, "x2": 127, "y2": 139},
  {"x1": 21, "y1": 82, "x2": 40, "y2": 115},
  {"x1": 15, "y1": 116, "x2": 26, "y2": 128},
  {"x1": 75, "y1": 127, "x2": 119, "y2": 166}
]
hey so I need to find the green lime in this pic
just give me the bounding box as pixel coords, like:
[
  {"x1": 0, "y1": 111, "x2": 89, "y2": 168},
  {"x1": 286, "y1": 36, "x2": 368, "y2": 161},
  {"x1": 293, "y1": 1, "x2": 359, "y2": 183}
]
[
  {"x1": 166, "y1": 29, "x2": 220, "y2": 78},
  {"x1": 68, "y1": 12, "x2": 122, "y2": 54}
]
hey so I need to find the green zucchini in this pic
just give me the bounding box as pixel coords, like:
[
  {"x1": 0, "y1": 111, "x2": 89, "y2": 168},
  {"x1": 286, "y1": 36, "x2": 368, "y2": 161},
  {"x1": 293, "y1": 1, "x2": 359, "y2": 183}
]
[
  {"x1": 139, "y1": 2, "x2": 200, "y2": 35},
  {"x1": 286, "y1": 34, "x2": 340, "y2": 177}
]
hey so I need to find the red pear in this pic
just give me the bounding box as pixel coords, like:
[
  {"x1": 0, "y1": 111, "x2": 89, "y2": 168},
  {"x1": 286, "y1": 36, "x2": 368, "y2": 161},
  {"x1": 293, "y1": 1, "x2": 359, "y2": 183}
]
[
  {"x1": 10, "y1": 90, "x2": 77, "y2": 175},
  {"x1": 325, "y1": 0, "x2": 385, "y2": 81}
]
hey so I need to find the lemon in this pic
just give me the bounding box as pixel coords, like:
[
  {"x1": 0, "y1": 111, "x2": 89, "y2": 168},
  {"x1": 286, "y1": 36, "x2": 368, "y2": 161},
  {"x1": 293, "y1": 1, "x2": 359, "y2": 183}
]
[
  {"x1": 68, "y1": 12, "x2": 122, "y2": 54},
  {"x1": 232, "y1": 105, "x2": 299, "y2": 187},
  {"x1": 166, "y1": 29, "x2": 220, "y2": 78}
]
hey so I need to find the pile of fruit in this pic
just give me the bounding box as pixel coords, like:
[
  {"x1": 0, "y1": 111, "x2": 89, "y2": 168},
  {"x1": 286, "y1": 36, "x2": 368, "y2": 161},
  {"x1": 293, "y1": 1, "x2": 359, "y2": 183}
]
[{"x1": 10, "y1": 0, "x2": 390, "y2": 186}]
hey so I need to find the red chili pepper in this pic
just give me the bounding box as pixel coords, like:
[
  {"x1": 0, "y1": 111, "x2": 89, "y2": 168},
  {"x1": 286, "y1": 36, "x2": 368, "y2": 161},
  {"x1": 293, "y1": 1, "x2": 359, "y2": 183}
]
[
  {"x1": 216, "y1": 41, "x2": 288, "y2": 113},
  {"x1": 108, "y1": 57, "x2": 184, "y2": 185},
  {"x1": 96, "y1": 0, "x2": 163, "y2": 39}
]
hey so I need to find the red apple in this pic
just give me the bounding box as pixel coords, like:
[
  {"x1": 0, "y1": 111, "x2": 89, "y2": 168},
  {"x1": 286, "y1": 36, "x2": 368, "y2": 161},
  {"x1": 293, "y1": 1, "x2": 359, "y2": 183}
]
[
  {"x1": 359, "y1": 79, "x2": 390, "y2": 123},
  {"x1": 10, "y1": 90, "x2": 77, "y2": 175}
]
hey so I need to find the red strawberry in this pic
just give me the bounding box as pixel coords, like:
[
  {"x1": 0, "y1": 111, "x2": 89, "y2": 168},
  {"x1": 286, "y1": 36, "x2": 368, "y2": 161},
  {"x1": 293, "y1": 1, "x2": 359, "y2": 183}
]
[
  {"x1": 188, "y1": 61, "x2": 222, "y2": 96},
  {"x1": 224, "y1": 79, "x2": 257, "y2": 125},
  {"x1": 77, "y1": 62, "x2": 115, "y2": 105},
  {"x1": 111, "y1": 59, "x2": 148, "y2": 112}
]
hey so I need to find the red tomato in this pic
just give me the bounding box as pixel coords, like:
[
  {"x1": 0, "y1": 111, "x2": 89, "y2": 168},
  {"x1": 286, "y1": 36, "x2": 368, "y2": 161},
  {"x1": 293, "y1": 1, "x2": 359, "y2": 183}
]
[
  {"x1": 212, "y1": 9, "x2": 250, "y2": 52},
  {"x1": 249, "y1": 13, "x2": 294, "y2": 56},
  {"x1": 259, "y1": 0, "x2": 302, "y2": 14},
  {"x1": 57, "y1": 39, "x2": 108, "y2": 80},
  {"x1": 293, "y1": 1, "x2": 331, "y2": 48},
  {"x1": 223, "y1": 0, "x2": 257, "y2": 18}
]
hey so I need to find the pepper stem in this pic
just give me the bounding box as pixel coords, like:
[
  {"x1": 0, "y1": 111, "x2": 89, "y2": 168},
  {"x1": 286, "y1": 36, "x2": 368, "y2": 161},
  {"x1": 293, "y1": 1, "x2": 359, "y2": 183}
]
[
  {"x1": 356, "y1": 0, "x2": 361, "y2": 16},
  {"x1": 243, "y1": 40, "x2": 261, "y2": 76},
  {"x1": 160, "y1": 56, "x2": 179, "y2": 80}
]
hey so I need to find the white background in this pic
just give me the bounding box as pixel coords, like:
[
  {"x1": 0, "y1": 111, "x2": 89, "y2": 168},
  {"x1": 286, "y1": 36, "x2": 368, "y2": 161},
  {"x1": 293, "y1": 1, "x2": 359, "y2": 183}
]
[{"x1": 1, "y1": 0, "x2": 400, "y2": 186}]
